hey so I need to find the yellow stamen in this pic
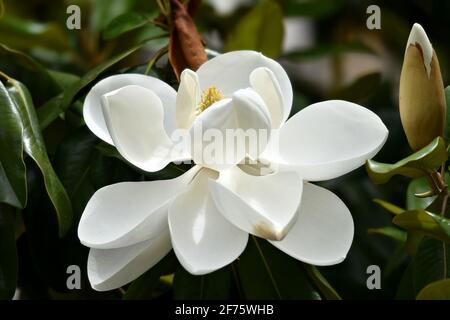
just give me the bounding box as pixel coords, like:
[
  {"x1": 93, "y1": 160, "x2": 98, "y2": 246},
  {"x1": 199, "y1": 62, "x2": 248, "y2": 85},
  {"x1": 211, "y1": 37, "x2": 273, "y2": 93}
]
[{"x1": 198, "y1": 86, "x2": 224, "y2": 113}]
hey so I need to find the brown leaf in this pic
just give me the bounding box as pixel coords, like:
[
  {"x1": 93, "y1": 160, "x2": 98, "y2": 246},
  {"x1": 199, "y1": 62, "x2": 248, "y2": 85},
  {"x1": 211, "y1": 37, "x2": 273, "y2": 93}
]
[{"x1": 169, "y1": 0, "x2": 207, "y2": 80}]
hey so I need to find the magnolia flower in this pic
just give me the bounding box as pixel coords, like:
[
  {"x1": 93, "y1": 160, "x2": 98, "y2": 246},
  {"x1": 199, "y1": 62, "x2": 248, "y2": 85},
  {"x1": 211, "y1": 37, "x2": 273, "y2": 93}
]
[
  {"x1": 399, "y1": 23, "x2": 446, "y2": 151},
  {"x1": 78, "y1": 50, "x2": 388, "y2": 291}
]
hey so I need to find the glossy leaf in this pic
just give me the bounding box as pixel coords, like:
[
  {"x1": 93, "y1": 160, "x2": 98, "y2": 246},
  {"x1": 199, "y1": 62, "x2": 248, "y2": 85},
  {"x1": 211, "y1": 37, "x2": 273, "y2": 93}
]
[
  {"x1": 0, "y1": 205, "x2": 18, "y2": 299},
  {"x1": 412, "y1": 237, "x2": 450, "y2": 294},
  {"x1": 124, "y1": 253, "x2": 177, "y2": 300},
  {"x1": 225, "y1": 0, "x2": 283, "y2": 58},
  {"x1": 416, "y1": 279, "x2": 450, "y2": 299},
  {"x1": 0, "y1": 81, "x2": 26, "y2": 208},
  {"x1": 366, "y1": 137, "x2": 447, "y2": 184},
  {"x1": 393, "y1": 209, "x2": 450, "y2": 243},
  {"x1": 236, "y1": 236, "x2": 320, "y2": 299},
  {"x1": 0, "y1": 44, "x2": 61, "y2": 100},
  {"x1": 173, "y1": 265, "x2": 232, "y2": 299},
  {"x1": 53, "y1": 128, "x2": 98, "y2": 219},
  {"x1": 103, "y1": 12, "x2": 155, "y2": 40},
  {"x1": 396, "y1": 261, "x2": 415, "y2": 299},
  {"x1": 6, "y1": 79, "x2": 72, "y2": 237},
  {"x1": 47, "y1": 71, "x2": 80, "y2": 90},
  {"x1": 304, "y1": 264, "x2": 341, "y2": 300},
  {"x1": 0, "y1": 15, "x2": 69, "y2": 51},
  {"x1": 406, "y1": 177, "x2": 435, "y2": 210},
  {"x1": 38, "y1": 36, "x2": 165, "y2": 129},
  {"x1": 89, "y1": 0, "x2": 137, "y2": 32}
]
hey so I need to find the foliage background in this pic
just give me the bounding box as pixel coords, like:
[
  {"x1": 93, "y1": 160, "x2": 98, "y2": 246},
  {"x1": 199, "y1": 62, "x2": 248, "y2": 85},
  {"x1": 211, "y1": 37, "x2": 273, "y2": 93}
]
[{"x1": 1, "y1": 0, "x2": 449, "y2": 300}]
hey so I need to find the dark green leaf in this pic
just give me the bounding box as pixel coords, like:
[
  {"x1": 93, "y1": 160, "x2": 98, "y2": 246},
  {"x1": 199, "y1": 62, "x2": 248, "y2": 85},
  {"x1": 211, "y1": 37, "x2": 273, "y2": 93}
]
[
  {"x1": 331, "y1": 72, "x2": 381, "y2": 104},
  {"x1": 89, "y1": 0, "x2": 137, "y2": 33},
  {"x1": 173, "y1": 266, "x2": 232, "y2": 299},
  {"x1": 366, "y1": 137, "x2": 447, "y2": 184},
  {"x1": 0, "y1": 15, "x2": 70, "y2": 51},
  {"x1": 412, "y1": 237, "x2": 450, "y2": 294},
  {"x1": 0, "y1": 44, "x2": 61, "y2": 100},
  {"x1": 224, "y1": 0, "x2": 283, "y2": 58},
  {"x1": 53, "y1": 128, "x2": 98, "y2": 220},
  {"x1": 103, "y1": 12, "x2": 155, "y2": 40},
  {"x1": 124, "y1": 252, "x2": 177, "y2": 300},
  {"x1": 47, "y1": 70, "x2": 80, "y2": 91},
  {"x1": 416, "y1": 278, "x2": 450, "y2": 299},
  {"x1": 96, "y1": 143, "x2": 189, "y2": 180},
  {"x1": 236, "y1": 236, "x2": 320, "y2": 299},
  {"x1": 304, "y1": 264, "x2": 341, "y2": 300},
  {"x1": 396, "y1": 261, "x2": 415, "y2": 299},
  {"x1": 6, "y1": 79, "x2": 72, "y2": 237},
  {"x1": 0, "y1": 81, "x2": 26, "y2": 208},
  {"x1": 39, "y1": 35, "x2": 165, "y2": 128},
  {"x1": 0, "y1": 205, "x2": 18, "y2": 299},
  {"x1": 37, "y1": 94, "x2": 63, "y2": 130}
]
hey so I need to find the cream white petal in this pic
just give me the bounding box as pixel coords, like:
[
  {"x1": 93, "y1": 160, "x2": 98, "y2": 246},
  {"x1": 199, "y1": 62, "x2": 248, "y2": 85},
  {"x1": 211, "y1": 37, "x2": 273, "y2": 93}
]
[
  {"x1": 270, "y1": 183, "x2": 354, "y2": 266},
  {"x1": 84, "y1": 74, "x2": 177, "y2": 144},
  {"x1": 250, "y1": 67, "x2": 285, "y2": 128},
  {"x1": 406, "y1": 23, "x2": 433, "y2": 76},
  {"x1": 176, "y1": 69, "x2": 200, "y2": 130},
  {"x1": 78, "y1": 166, "x2": 200, "y2": 249},
  {"x1": 189, "y1": 88, "x2": 271, "y2": 171},
  {"x1": 209, "y1": 166, "x2": 303, "y2": 240},
  {"x1": 168, "y1": 168, "x2": 248, "y2": 275},
  {"x1": 102, "y1": 85, "x2": 190, "y2": 172},
  {"x1": 88, "y1": 228, "x2": 171, "y2": 291},
  {"x1": 263, "y1": 100, "x2": 388, "y2": 181},
  {"x1": 196, "y1": 50, "x2": 292, "y2": 124}
]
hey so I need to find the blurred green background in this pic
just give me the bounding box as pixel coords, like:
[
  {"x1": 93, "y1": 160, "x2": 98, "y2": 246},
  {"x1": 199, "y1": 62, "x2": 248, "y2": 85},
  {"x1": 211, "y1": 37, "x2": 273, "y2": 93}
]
[{"x1": 1, "y1": 0, "x2": 449, "y2": 300}]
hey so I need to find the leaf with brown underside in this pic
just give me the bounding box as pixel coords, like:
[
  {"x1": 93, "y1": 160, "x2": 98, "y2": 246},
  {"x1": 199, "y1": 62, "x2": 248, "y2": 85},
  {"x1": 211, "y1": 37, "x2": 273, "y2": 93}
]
[{"x1": 169, "y1": 0, "x2": 207, "y2": 80}]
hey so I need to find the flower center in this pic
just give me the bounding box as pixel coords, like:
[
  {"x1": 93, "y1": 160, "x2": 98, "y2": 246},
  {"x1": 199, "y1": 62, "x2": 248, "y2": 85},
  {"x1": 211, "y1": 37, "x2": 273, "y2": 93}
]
[{"x1": 197, "y1": 86, "x2": 224, "y2": 113}]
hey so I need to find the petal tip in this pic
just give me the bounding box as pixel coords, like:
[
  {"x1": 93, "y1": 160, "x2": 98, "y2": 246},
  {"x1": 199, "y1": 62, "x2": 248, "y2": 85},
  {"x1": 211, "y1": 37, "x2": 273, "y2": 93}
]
[{"x1": 407, "y1": 23, "x2": 433, "y2": 75}]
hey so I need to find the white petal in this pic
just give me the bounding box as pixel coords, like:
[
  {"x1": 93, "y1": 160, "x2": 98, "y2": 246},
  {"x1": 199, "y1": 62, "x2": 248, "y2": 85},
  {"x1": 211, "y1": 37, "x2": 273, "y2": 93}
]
[
  {"x1": 270, "y1": 183, "x2": 354, "y2": 266},
  {"x1": 168, "y1": 168, "x2": 248, "y2": 275},
  {"x1": 189, "y1": 88, "x2": 271, "y2": 171},
  {"x1": 250, "y1": 67, "x2": 284, "y2": 128},
  {"x1": 407, "y1": 23, "x2": 433, "y2": 76},
  {"x1": 264, "y1": 100, "x2": 388, "y2": 181},
  {"x1": 102, "y1": 85, "x2": 190, "y2": 172},
  {"x1": 209, "y1": 166, "x2": 302, "y2": 240},
  {"x1": 176, "y1": 69, "x2": 200, "y2": 129},
  {"x1": 84, "y1": 74, "x2": 177, "y2": 144},
  {"x1": 88, "y1": 228, "x2": 171, "y2": 291},
  {"x1": 197, "y1": 50, "x2": 292, "y2": 124},
  {"x1": 78, "y1": 166, "x2": 200, "y2": 249}
]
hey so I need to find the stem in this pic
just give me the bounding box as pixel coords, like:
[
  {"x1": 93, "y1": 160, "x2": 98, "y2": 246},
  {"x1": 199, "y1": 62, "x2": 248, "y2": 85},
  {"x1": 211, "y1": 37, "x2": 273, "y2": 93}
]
[
  {"x1": 426, "y1": 173, "x2": 440, "y2": 195},
  {"x1": 144, "y1": 46, "x2": 169, "y2": 75},
  {"x1": 252, "y1": 236, "x2": 282, "y2": 299},
  {"x1": 439, "y1": 183, "x2": 449, "y2": 279},
  {"x1": 231, "y1": 262, "x2": 244, "y2": 299},
  {"x1": 0, "y1": 69, "x2": 12, "y2": 81}
]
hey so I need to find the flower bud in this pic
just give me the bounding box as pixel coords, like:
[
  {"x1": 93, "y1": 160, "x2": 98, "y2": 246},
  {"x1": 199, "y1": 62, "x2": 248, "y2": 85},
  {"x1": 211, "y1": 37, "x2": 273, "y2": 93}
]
[{"x1": 399, "y1": 23, "x2": 446, "y2": 151}]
